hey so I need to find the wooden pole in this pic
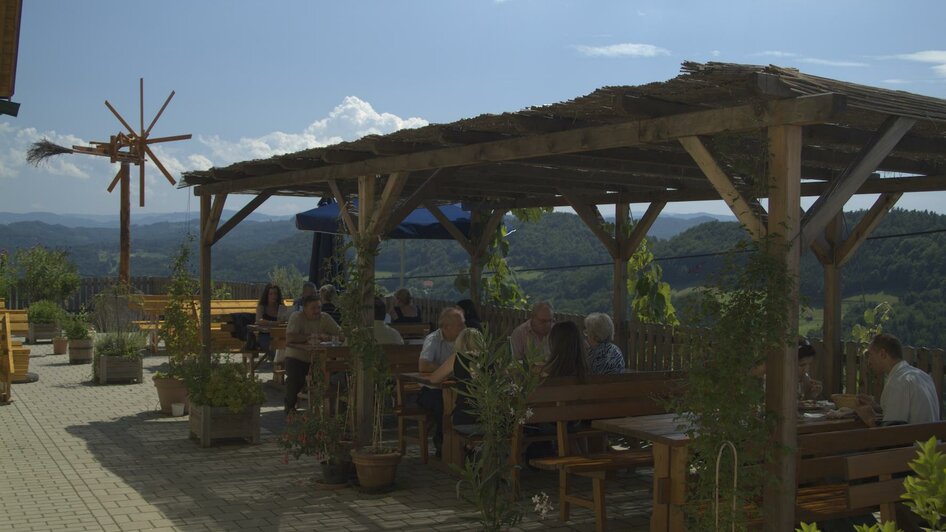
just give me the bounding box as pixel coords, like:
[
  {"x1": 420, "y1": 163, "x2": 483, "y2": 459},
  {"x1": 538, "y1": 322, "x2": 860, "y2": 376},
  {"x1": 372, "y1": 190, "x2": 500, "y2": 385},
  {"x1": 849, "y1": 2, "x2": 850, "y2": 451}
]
[
  {"x1": 613, "y1": 202, "x2": 630, "y2": 360},
  {"x1": 822, "y1": 214, "x2": 843, "y2": 395},
  {"x1": 199, "y1": 194, "x2": 212, "y2": 363},
  {"x1": 763, "y1": 125, "x2": 802, "y2": 532},
  {"x1": 118, "y1": 163, "x2": 131, "y2": 286},
  {"x1": 355, "y1": 175, "x2": 377, "y2": 445}
]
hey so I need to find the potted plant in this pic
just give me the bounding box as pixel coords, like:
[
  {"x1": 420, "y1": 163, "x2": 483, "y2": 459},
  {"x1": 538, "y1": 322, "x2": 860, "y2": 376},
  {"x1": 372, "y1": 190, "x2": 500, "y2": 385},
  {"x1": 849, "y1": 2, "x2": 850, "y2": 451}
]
[
  {"x1": 153, "y1": 241, "x2": 200, "y2": 415},
  {"x1": 27, "y1": 299, "x2": 63, "y2": 344},
  {"x1": 64, "y1": 311, "x2": 94, "y2": 364},
  {"x1": 185, "y1": 359, "x2": 265, "y2": 447},
  {"x1": 93, "y1": 331, "x2": 145, "y2": 384},
  {"x1": 281, "y1": 387, "x2": 354, "y2": 486}
]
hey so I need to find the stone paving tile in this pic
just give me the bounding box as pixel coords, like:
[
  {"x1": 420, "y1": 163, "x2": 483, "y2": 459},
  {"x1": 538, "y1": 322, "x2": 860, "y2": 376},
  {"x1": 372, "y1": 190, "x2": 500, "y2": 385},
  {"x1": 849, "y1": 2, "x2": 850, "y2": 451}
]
[{"x1": 1, "y1": 344, "x2": 654, "y2": 531}]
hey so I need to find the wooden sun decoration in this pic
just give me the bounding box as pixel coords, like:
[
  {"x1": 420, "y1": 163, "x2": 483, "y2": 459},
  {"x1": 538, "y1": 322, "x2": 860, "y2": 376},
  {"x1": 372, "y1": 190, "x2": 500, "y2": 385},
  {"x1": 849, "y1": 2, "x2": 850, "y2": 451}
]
[{"x1": 71, "y1": 78, "x2": 192, "y2": 207}]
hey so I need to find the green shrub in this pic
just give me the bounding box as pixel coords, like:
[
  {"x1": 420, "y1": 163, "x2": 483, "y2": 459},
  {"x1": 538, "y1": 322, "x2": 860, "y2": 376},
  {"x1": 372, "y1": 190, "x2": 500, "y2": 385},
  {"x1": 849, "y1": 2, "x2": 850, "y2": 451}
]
[
  {"x1": 14, "y1": 246, "x2": 80, "y2": 303},
  {"x1": 94, "y1": 331, "x2": 145, "y2": 358},
  {"x1": 185, "y1": 361, "x2": 264, "y2": 412},
  {"x1": 63, "y1": 312, "x2": 92, "y2": 340},
  {"x1": 27, "y1": 300, "x2": 64, "y2": 325}
]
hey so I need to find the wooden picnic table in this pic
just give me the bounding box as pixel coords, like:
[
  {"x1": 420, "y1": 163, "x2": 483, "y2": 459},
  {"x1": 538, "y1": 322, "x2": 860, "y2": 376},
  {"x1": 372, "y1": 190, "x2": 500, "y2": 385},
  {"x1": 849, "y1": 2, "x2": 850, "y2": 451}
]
[{"x1": 592, "y1": 410, "x2": 871, "y2": 532}]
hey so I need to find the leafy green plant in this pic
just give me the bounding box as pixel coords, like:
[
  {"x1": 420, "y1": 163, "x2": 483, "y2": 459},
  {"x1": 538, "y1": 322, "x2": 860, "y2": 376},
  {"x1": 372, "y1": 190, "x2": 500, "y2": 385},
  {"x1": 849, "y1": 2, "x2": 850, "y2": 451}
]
[
  {"x1": 902, "y1": 436, "x2": 946, "y2": 530},
  {"x1": 94, "y1": 331, "x2": 145, "y2": 358},
  {"x1": 672, "y1": 239, "x2": 792, "y2": 530},
  {"x1": 184, "y1": 358, "x2": 264, "y2": 412},
  {"x1": 797, "y1": 522, "x2": 900, "y2": 532},
  {"x1": 626, "y1": 232, "x2": 679, "y2": 325},
  {"x1": 0, "y1": 249, "x2": 14, "y2": 300},
  {"x1": 268, "y1": 265, "x2": 305, "y2": 299},
  {"x1": 90, "y1": 283, "x2": 140, "y2": 333},
  {"x1": 14, "y1": 245, "x2": 80, "y2": 304},
  {"x1": 157, "y1": 241, "x2": 200, "y2": 379},
  {"x1": 27, "y1": 299, "x2": 65, "y2": 325},
  {"x1": 63, "y1": 311, "x2": 92, "y2": 340},
  {"x1": 454, "y1": 328, "x2": 544, "y2": 531},
  {"x1": 850, "y1": 301, "x2": 893, "y2": 345}
]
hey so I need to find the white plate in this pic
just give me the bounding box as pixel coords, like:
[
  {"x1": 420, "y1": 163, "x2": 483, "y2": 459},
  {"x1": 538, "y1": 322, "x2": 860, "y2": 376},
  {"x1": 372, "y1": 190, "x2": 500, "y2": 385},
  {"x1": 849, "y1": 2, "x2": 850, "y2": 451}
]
[{"x1": 802, "y1": 412, "x2": 826, "y2": 420}]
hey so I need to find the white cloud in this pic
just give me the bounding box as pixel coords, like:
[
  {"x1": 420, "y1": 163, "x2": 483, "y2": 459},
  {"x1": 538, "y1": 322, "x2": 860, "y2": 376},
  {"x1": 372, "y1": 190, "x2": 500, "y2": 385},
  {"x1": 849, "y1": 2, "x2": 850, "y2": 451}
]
[
  {"x1": 710, "y1": 50, "x2": 721, "y2": 58},
  {"x1": 198, "y1": 95, "x2": 428, "y2": 167},
  {"x1": 882, "y1": 79, "x2": 910, "y2": 84},
  {"x1": 574, "y1": 43, "x2": 670, "y2": 58},
  {"x1": 755, "y1": 51, "x2": 798, "y2": 58},
  {"x1": 798, "y1": 57, "x2": 869, "y2": 67},
  {"x1": 934, "y1": 64, "x2": 946, "y2": 77},
  {"x1": 0, "y1": 124, "x2": 93, "y2": 179},
  {"x1": 879, "y1": 50, "x2": 946, "y2": 78}
]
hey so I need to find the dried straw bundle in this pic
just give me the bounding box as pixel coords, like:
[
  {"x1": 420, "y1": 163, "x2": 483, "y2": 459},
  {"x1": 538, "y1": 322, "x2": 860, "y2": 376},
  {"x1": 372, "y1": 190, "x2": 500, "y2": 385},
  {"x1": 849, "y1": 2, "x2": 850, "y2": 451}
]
[{"x1": 26, "y1": 139, "x2": 73, "y2": 166}]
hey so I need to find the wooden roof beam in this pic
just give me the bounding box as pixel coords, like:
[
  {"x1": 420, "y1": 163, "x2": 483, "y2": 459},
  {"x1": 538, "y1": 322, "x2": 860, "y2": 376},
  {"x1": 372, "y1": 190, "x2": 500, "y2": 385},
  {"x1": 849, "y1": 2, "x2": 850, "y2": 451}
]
[
  {"x1": 836, "y1": 192, "x2": 902, "y2": 267},
  {"x1": 194, "y1": 93, "x2": 847, "y2": 196},
  {"x1": 562, "y1": 191, "x2": 619, "y2": 258},
  {"x1": 800, "y1": 115, "x2": 916, "y2": 249},
  {"x1": 369, "y1": 138, "x2": 441, "y2": 155},
  {"x1": 322, "y1": 149, "x2": 375, "y2": 164},
  {"x1": 212, "y1": 192, "x2": 271, "y2": 245},
  {"x1": 680, "y1": 136, "x2": 767, "y2": 240},
  {"x1": 617, "y1": 94, "x2": 706, "y2": 117}
]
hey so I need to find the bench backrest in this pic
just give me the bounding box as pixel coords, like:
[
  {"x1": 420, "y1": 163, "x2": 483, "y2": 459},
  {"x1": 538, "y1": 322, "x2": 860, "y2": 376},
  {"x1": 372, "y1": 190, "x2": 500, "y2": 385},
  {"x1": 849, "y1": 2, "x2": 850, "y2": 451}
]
[
  {"x1": 844, "y1": 441, "x2": 946, "y2": 511},
  {"x1": 1, "y1": 313, "x2": 14, "y2": 403},
  {"x1": 797, "y1": 421, "x2": 946, "y2": 484},
  {"x1": 1, "y1": 309, "x2": 28, "y2": 335},
  {"x1": 391, "y1": 322, "x2": 431, "y2": 340},
  {"x1": 527, "y1": 371, "x2": 684, "y2": 424}
]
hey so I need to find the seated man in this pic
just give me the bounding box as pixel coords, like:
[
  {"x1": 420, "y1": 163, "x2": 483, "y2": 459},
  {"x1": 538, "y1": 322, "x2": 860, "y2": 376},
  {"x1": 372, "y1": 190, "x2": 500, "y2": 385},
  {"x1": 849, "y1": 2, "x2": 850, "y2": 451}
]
[
  {"x1": 416, "y1": 306, "x2": 466, "y2": 456},
  {"x1": 858, "y1": 333, "x2": 940, "y2": 425},
  {"x1": 511, "y1": 302, "x2": 554, "y2": 361},
  {"x1": 282, "y1": 295, "x2": 342, "y2": 415},
  {"x1": 373, "y1": 297, "x2": 404, "y2": 345}
]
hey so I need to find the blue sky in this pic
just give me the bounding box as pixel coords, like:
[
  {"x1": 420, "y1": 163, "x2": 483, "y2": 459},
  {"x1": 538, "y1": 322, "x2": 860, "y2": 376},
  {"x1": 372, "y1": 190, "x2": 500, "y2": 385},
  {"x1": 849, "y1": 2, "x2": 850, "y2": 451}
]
[{"x1": 2, "y1": 0, "x2": 946, "y2": 218}]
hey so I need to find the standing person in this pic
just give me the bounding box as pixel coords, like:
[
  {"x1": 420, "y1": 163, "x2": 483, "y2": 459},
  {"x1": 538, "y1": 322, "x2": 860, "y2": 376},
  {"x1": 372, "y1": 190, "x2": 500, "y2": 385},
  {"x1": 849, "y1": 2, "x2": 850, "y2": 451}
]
[
  {"x1": 282, "y1": 295, "x2": 342, "y2": 414},
  {"x1": 858, "y1": 333, "x2": 940, "y2": 425},
  {"x1": 255, "y1": 283, "x2": 286, "y2": 354},
  {"x1": 417, "y1": 307, "x2": 466, "y2": 456},
  {"x1": 584, "y1": 313, "x2": 625, "y2": 375},
  {"x1": 511, "y1": 302, "x2": 554, "y2": 360},
  {"x1": 292, "y1": 282, "x2": 317, "y2": 312},
  {"x1": 319, "y1": 284, "x2": 343, "y2": 325},
  {"x1": 389, "y1": 288, "x2": 422, "y2": 323}
]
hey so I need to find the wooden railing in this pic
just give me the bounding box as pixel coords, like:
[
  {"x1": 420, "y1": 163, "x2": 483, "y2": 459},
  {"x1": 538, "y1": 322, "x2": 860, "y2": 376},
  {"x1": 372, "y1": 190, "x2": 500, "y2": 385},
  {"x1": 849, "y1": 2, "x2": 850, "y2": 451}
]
[{"x1": 3, "y1": 276, "x2": 269, "y2": 312}]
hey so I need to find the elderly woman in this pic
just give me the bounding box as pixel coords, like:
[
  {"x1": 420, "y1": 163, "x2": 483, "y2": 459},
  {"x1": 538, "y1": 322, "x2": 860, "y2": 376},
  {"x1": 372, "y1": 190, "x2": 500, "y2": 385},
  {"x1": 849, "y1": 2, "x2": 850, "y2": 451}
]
[{"x1": 584, "y1": 312, "x2": 625, "y2": 375}]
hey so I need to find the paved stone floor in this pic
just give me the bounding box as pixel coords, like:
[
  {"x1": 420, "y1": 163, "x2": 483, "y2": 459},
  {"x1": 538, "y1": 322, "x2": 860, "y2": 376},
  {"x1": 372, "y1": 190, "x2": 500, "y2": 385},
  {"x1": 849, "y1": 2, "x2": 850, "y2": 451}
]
[{"x1": 1, "y1": 344, "x2": 653, "y2": 531}]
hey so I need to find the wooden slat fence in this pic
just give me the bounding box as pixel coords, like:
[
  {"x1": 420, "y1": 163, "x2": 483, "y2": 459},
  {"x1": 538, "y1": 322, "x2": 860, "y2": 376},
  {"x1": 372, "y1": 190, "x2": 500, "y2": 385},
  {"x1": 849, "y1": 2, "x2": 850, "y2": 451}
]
[{"x1": 4, "y1": 276, "x2": 269, "y2": 312}]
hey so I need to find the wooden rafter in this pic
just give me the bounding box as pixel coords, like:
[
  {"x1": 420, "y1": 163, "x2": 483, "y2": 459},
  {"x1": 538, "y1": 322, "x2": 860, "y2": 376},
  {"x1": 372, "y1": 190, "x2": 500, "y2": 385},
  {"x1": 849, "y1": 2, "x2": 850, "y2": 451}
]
[
  {"x1": 328, "y1": 179, "x2": 358, "y2": 236},
  {"x1": 424, "y1": 201, "x2": 473, "y2": 253},
  {"x1": 202, "y1": 193, "x2": 227, "y2": 246},
  {"x1": 213, "y1": 192, "x2": 272, "y2": 245},
  {"x1": 800, "y1": 116, "x2": 916, "y2": 248},
  {"x1": 622, "y1": 201, "x2": 666, "y2": 261},
  {"x1": 837, "y1": 192, "x2": 903, "y2": 267},
  {"x1": 384, "y1": 168, "x2": 452, "y2": 234},
  {"x1": 561, "y1": 191, "x2": 619, "y2": 258},
  {"x1": 195, "y1": 94, "x2": 847, "y2": 196},
  {"x1": 679, "y1": 135, "x2": 767, "y2": 240},
  {"x1": 367, "y1": 173, "x2": 409, "y2": 237}
]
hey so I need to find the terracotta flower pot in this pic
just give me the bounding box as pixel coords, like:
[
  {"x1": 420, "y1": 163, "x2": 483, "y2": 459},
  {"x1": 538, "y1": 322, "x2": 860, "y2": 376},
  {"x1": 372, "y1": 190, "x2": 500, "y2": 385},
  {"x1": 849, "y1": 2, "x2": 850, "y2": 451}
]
[
  {"x1": 153, "y1": 376, "x2": 188, "y2": 415},
  {"x1": 52, "y1": 337, "x2": 69, "y2": 355},
  {"x1": 351, "y1": 448, "x2": 401, "y2": 490}
]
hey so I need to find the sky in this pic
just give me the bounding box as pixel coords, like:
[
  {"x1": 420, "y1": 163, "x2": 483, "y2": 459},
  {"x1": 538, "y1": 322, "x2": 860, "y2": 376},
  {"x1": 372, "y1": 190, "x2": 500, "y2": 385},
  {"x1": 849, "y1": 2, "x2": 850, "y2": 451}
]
[{"x1": 2, "y1": 0, "x2": 946, "y2": 220}]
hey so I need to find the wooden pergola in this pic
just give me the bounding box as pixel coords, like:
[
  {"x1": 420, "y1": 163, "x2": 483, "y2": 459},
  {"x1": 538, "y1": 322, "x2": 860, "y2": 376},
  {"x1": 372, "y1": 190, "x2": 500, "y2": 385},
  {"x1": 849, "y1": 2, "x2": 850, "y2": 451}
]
[{"x1": 182, "y1": 62, "x2": 946, "y2": 531}]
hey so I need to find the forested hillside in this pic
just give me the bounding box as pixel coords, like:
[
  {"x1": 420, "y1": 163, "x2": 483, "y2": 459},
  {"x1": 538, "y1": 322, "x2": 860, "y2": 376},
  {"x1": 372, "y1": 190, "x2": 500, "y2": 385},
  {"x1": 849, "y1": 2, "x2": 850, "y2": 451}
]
[{"x1": 2, "y1": 208, "x2": 944, "y2": 346}]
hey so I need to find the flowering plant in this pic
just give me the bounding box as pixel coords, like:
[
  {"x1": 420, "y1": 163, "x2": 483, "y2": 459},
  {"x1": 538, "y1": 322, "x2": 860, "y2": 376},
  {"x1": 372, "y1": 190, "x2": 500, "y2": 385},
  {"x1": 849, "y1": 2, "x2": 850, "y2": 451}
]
[{"x1": 280, "y1": 407, "x2": 350, "y2": 464}]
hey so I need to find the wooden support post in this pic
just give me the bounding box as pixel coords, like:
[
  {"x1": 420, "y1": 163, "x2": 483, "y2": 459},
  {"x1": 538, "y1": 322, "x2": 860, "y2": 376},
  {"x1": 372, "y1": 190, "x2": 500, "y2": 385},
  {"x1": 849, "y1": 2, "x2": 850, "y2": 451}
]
[
  {"x1": 119, "y1": 163, "x2": 131, "y2": 286},
  {"x1": 763, "y1": 125, "x2": 802, "y2": 532},
  {"x1": 199, "y1": 194, "x2": 212, "y2": 363},
  {"x1": 613, "y1": 203, "x2": 630, "y2": 360},
  {"x1": 355, "y1": 175, "x2": 377, "y2": 446},
  {"x1": 467, "y1": 209, "x2": 506, "y2": 310},
  {"x1": 823, "y1": 214, "x2": 843, "y2": 396}
]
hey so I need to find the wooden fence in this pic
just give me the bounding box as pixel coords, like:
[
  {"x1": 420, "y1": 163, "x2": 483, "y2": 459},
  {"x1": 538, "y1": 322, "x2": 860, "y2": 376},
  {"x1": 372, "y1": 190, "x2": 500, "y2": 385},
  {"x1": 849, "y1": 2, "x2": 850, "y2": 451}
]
[{"x1": 3, "y1": 276, "x2": 269, "y2": 312}]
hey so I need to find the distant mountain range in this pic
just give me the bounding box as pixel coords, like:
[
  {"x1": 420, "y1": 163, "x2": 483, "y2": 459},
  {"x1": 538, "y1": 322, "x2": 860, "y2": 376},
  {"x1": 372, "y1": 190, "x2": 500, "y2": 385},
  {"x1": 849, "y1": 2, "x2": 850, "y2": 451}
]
[
  {"x1": 0, "y1": 210, "x2": 294, "y2": 228},
  {"x1": 0, "y1": 210, "x2": 733, "y2": 239}
]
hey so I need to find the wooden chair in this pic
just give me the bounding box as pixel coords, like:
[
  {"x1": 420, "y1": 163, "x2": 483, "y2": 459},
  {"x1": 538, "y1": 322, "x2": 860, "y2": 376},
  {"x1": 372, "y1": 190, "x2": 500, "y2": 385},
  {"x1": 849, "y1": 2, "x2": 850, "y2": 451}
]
[
  {"x1": 527, "y1": 372, "x2": 684, "y2": 532},
  {"x1": 387, "y1": 344, "x2": 431, "y2": 462}
]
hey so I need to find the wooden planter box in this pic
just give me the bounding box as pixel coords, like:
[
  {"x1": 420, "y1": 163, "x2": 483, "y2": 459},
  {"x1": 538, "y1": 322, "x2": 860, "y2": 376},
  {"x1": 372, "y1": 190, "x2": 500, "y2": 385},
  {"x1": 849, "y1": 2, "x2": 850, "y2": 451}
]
[
  {"x1": 28, "y1": 323, "x2": 59, "y2": 343},
  {"x1": 96, "y1": 355, "x2": 143, "y2": 384},
  {"x1": 189, "y1": 404, "x2": 261, "y2": 448}
]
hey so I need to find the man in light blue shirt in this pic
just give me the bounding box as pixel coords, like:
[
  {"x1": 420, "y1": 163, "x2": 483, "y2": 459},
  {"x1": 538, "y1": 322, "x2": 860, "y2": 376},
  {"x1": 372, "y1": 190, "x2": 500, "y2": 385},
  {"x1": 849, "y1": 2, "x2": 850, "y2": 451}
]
[{"x1": 859, "y1": 333, "x2": 940, "y2": 425}]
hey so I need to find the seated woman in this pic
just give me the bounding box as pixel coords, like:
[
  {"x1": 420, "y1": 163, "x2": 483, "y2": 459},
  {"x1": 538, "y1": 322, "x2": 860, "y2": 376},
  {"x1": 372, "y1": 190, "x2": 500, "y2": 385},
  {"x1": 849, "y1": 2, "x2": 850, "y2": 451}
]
[
  {"x1": 389, "y1": 288, "x2": 422, "y2": 323},
  {"x1": 456, "y1": 299, "x2": 482, "y2": 331},
  {"x1": 584, "y1": 312, "x2": 625, "y2": 375},
  {"x1": 255, "y1": 283, "x2": 286, "y2": 354},
  {"x1": 292, "y1": 282, "x2": 317, "y2": 312},
  {"x1": 544, "y1": 321, "x2": 589, "y2": 380},
  {"x1": 428, "y1": 327, "x2": 485, "y2": 429},
  {"x1": 319, "y1": 284, "x2": 343, "y2": 325}
]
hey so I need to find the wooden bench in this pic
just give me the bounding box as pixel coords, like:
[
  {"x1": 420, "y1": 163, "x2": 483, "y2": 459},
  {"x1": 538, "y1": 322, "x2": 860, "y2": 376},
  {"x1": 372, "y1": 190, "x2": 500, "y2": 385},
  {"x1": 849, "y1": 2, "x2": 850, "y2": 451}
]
[
  {"x1": 794, "y1": 421, "x2": 946, "y2": 526},
  {"x1": 1, "y1": 310, "x2": 32, "y2": 385},
  {"x1": 526, "y1": 372, "x2": 684, "y2": 531}
]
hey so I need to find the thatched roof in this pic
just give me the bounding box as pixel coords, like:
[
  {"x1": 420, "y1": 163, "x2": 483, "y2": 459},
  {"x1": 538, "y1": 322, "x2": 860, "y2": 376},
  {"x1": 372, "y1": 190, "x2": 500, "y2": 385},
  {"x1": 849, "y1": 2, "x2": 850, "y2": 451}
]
[{"x1": 182, "y1": 62, "x2": 946, "y2": 208}]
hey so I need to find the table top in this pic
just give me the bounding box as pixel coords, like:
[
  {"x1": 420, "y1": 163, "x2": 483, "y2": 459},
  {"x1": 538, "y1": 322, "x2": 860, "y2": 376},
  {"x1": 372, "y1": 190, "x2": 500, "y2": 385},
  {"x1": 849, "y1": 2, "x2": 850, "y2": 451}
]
[
  {"x1": 398, "y1": 372, "x2": 435, "y2": 385},
  {"x1": 592, "y1": 410, "x2": 869, "y2": 447}
]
